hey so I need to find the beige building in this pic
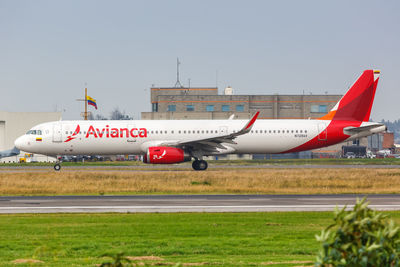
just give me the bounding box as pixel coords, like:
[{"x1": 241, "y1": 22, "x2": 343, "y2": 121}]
[
  {"x1": 0, "y1": 111, "x2": 61, "y2": 162},
  {"x1": 142, "y1": 86, "x2": 342, "y2": 120}
]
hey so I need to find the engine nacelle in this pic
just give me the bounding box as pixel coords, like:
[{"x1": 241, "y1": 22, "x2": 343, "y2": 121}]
[{"x1": 143, "y1": 146, "x2": 191, "y2": 164}]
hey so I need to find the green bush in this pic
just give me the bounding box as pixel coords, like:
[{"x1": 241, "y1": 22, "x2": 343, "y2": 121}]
[
  {"x1": 315, "y1": 198, "x2": 400, "y2": 266},
  {"x1": 100, "y1": 252, "x2": 133, "y2": 267}
]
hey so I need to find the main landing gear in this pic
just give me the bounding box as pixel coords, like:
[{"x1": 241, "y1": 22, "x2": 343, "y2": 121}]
[
  {"x1": 54, "y1": 162, "x2": 61, "y2": 171},
  {"x1": 192, "y1": 160, "x2": 208, "y2": 171}
]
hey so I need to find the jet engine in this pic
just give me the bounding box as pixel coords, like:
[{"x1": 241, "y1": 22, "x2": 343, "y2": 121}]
[{"x1": 143, "y1": 146, "x2": 191, "y2": 164}]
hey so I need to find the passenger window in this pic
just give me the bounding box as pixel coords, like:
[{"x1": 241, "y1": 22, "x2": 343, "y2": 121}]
[
  {"x1": 300, "y1": 130, "x2": 303, "y2": 133},
  {"x1": 273, "y1": 130, "x2": 276, "y2": 133},
  {"x1": 305, "y1": 130, "x2": 307, "y2": 133},
  {"x1": 171, "y1": 131, "x2": 174, "y2": 134}
]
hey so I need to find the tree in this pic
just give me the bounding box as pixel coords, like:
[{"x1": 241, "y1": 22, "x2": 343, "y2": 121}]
[
  {"x1": 95, "y1": 114, "x2": 108, "y2": 120},
  {"x1": 110, "y1": 107, "x2": 133, "y2": 120}
]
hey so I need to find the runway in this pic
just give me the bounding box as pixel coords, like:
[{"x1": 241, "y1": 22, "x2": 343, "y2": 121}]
[
  {"x1": 0, "y1": 164, "x2": 399, "y2": 173},
  {"x1": 2, "y1": 194, "x2": 400, "y2": 213}
]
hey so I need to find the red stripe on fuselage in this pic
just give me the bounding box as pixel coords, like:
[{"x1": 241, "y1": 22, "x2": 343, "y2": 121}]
[{"x1": 282, "y1": 120, "x2": 362, "y2": 153}]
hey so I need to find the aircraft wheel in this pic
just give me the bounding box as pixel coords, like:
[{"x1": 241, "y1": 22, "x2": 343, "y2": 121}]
[
  {"x1": 198, "y1": 160, "x2": 208, "y2": 170},
  {"x1": 54, "y1": 164, "x2": 61, "y2": 171},
  {"x1": 192, "y1": 160, "x2": 200, "y2": 170},
  {"x1": 192, "y1": 160, "x2": 207, "y2": 171}
]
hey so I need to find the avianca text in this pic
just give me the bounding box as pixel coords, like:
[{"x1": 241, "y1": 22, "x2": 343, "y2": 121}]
[{"x1": 86, "y1": 125, "x2": 148, "y2": 138}]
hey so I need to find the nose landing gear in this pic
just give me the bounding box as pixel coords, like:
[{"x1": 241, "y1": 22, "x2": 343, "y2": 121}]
[
  {"x1": 54, "y1": 163, "x2": 61, "y2": 171},
  {"x1": 192, "y1": 160, "x2": 208, "y2": 171}
]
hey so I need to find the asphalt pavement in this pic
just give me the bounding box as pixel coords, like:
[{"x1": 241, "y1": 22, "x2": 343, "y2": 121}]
[{"x1": 1, "y1": 194, "x2": 400, "y2": 213}]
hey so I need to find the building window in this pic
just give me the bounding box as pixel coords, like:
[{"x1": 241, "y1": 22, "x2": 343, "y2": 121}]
[
  {"x1": 311, "y1": 105, "x2": 328, "y2": 113},
  {"x1": 280, "y1": 104, "x2": 293, "y2": 109},
  {"x1": 167, "y1": 105, "x2": 176, "y2": 112},
  {"x1": 186, "y1": 105, "x2": 195, "y2": 111},
  {"x1": 206, "y1": 105, "x2": 214, "y2": 112},
  {"x1": 152, "y1": 103, "x2": 158, "y2": 112},
  {"x1": 236, "y1": 105, "x2": 244, "y2": 112},
  {"x1": 222, "y1": 105, "x2": 230, "y2": 112}
]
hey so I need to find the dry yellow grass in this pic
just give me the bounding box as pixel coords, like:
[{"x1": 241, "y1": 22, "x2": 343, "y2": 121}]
[{"x1": 1, "y1": 168, "x2": 400, "y2": 195}]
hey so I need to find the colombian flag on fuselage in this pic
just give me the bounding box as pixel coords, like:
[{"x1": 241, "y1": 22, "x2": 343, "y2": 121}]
[{"x1": 86, "y1": 96, "x2": 97, "y2": 109}]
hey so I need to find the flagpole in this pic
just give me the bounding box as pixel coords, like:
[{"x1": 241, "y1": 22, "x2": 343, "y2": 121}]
[{"x1": 85, "y1": 87, "x2": 88, "y2": 120}]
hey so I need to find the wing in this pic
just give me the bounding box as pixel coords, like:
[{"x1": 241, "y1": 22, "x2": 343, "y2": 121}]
[{"x1": 159, "y1": 112, "x2": 260, "y2": 155}]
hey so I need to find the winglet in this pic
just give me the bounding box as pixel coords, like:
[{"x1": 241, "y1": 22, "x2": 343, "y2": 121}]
[{"x1": 242, "y1": 111, "x2": 260, "y2": 132}]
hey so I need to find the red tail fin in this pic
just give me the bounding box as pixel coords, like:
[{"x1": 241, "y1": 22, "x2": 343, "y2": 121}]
[{"x1": 319, "y1": 70, "x2": 380, "y2": 122}]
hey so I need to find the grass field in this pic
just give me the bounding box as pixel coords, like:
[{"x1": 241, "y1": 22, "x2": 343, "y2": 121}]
[
  {"x1": 2, "y1": 168, "x2": 400, "y2": 195},
  {"x1": 3, "y1": 211, "x2": 400, "y2": 267}
]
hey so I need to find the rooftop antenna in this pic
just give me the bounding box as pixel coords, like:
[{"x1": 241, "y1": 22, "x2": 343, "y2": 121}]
[{"x1": 174, "y1": 58, "x2": 183, "y2": 88}]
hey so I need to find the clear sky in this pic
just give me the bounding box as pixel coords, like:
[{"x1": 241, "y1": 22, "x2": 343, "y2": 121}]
[{"x1": 0, "y1": 0, "x2": 399, "y2": 121}]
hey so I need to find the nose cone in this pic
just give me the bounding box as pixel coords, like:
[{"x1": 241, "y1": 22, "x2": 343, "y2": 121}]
[{"x1": 14, "y1": 136, "x2": 25, "y2": 151}]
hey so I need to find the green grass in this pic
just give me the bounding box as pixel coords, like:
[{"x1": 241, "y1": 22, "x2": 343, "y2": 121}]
[
  {"x1": 1, "y1": 158, "x2": 400, "y2": 168},
  {"x1": 1, "y1": 212, "x2": 400, "y2": 266}
]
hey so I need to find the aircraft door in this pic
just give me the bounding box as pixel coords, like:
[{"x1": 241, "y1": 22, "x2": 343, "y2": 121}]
[
  {"x1": 52, "y1": 122, "x2": 62, "y2": 142},
  {"x1": 318, "y1": 123, "x2": 327, "y2": 141}
]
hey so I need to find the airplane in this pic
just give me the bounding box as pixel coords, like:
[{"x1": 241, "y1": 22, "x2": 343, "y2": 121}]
[
  {"x1": 0, "y1": 147, "x2": 20, "y2": 159},
  {"x1": 15, "y1": 69, "x2": 386, "y2": 171}
]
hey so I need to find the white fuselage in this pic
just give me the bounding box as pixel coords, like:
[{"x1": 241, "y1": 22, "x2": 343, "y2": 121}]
[{"x1": 14, "y1": 119, "x2": 385, "y2": 157}]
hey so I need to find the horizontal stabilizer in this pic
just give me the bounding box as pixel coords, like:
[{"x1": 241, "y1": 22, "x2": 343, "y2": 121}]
[{"x1": 344, "y1": 123, "x2": 386, "y2": 134}]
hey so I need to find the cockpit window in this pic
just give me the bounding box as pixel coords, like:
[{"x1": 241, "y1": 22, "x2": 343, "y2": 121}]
[{"x1": 26, "y1": 130, "x2": 42, "y2": 135}]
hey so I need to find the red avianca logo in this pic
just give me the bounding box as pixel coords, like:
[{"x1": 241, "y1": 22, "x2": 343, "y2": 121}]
[
  {"x1": 64, "y1": 125, "x2": 148, "y2": 142},
  {"x1": 64, "y1": 125, "x2": 80, "y2": 142}
]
